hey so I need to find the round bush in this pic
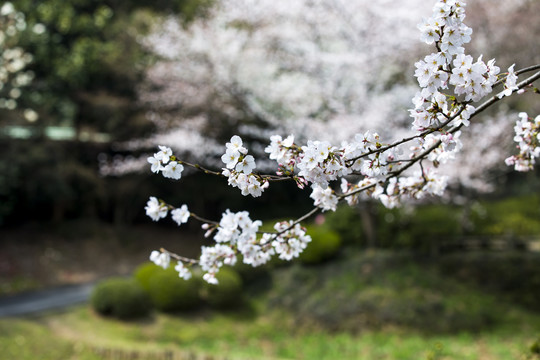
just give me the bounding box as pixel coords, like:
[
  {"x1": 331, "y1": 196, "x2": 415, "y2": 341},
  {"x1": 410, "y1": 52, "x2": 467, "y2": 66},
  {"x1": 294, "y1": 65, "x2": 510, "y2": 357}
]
[
  {"x1": 146, "y1": 267, "x2": 201, "y2": 312},
  {"x1": 299, "y1": 225, "x2": 342, "y2": 265},
  {"x1": 134, "y1": 262, "x2": 161, "y2": 292},
  {"x1": 91, "y1": 277, "x2": 151, "y2": 320},
  {"x1": 203, "y1": 267, "x2": 243, "y2": 309}
]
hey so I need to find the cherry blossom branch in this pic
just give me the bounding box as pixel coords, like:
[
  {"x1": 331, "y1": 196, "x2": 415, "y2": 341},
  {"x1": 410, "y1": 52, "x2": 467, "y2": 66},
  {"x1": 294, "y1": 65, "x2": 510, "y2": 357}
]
[
  {"x1": 149, "y1": 68, "x2": 540, "y2": 283},
  {"x1": 161, "y1": 248, "x2": 199, "y2": 264},
  {"x1": 390, "y1": 70, "x2": 540, "y2": 175},
  {"x1": 345, "y1": 105, "x2": 467, "y2": 165},
  {"x1": 273, "y1": 207, "x2": 321, "y2": 236},
  {"x1": 188, "y1": 212, "x2": 219, "y2": 226},
  {"x1": 176, "y1": 160, "x2": 223, "y2": 176},
  {"x1": 516, "y1": 64, "x2": 540, "y2": 77},
  {"x1": 477, "y1": 70, "x2": 540, "y2": 116},
  {"x1": 142, "y1": 1, "x2": 540, "y2": 285},
  {"x1": 345, "y1": 64, "x2": 539, "y2": 166}
]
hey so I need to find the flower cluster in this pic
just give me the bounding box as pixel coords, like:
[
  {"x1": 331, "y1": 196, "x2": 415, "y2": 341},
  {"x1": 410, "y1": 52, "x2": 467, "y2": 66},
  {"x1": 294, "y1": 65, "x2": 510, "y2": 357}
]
[
  {"x1": 505, "y1": 112, "x2": 540, "y2": 172},
  {"x1": 199, "y1": 244, "x2": 237, "y2": 284},
  {"x1": 199, "y1": 209, "x2": 270, "y2": 283},
  {"x1": 147, "y1": 207, "x2": 313, "y2": 283},
  {"x1": 340, "y1": 178, "x2": 378, "y2": 206},
  {"x1": 341, "y1": 131, "x2": 393, "y2": 178},
  {"x1": 498, "y1": 64, "x2": 518, "y2": 99},
  {"x1": 267, "y1": 221, "x2": 311, "y2": 261},
  {"x1": 263, "y1": 123, "x2": 456, "y2": 211},
  {"x1": 174, "y1": 261, "x2": 192, "y2": 280},
  {"x1": 149, "y1": 250, "x2": 192, "y2": 280},
  {"x1": 147, "y1": 145, "x2": 184, "y2": 180},
  {"x1": 368, "y1": 167, "x2": 448, "y2": 209},
  {"x1": 411, "y1": 1, "x2": 505, "y2": 131},
  {"x1": 296, "y1": 140, "x2": 345, "y2": 188},
  {"x1": 221, "y1": 136, "x2": 268, "y2": 197},
  {"x1": 422, "y1": 132, "x2": 463, "y2": 165},
  {"x1": 265, "y1": 131, "x2": 394, "y2": 211},
  {"x1": 150, "y1": 250, "x2": 170, "y2": 269},
  {"x1": 449, "y1": 54, "x2": 500, "y2": 102},
  {"x1": 265, "y1": 134, "x2": 296, "y2": 166},
  {"x1": 310, "y1": 185, "x2": 338, "y2": 212},
  {"x1": 145, "y1": 197, "x2": 191, "y2": 225}
]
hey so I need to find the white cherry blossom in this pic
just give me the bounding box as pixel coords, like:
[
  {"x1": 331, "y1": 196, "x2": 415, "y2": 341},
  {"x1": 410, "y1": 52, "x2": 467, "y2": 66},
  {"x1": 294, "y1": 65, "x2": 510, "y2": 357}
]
[
  {"x1": 150, "y1": 250, "x2": 170, "y2": 269},
  {"x1": 155, "y1": 145, "x2": 173, "y2": 163},
  {"x1": 145, "y1": 197, "x2": 168, "y2": 221},
  {"x1": 221, "y1": 148, "x2": 240, "y2": 169},
  {"x1": 235, "y1": 155, "x2": 256, "y2": 174},
  {"x1": 175, "y1": 261, "x2": 192, "y2": 280},
  {"x1": 171, "y1": 204, "x2": 190, "y2": 225},
  {"x1": 162, "y1": 161, "x2": 184, "y2": 180}
]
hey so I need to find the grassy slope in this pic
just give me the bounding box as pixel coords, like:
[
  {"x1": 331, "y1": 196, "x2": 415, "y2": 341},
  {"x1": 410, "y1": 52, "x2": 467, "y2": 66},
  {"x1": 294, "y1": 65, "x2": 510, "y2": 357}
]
[{"x1": 1, "y1": 250, "x2": 540, "y2": 360}]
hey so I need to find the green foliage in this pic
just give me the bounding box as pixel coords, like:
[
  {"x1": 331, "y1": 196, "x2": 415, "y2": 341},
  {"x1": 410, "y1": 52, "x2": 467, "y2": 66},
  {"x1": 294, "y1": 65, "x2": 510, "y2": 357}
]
[
  {"x1": 469, "y1": 194, "x2": 540, "y2": 237},
  {"x1": 391, "y1": 204, "x2": 462, "y2": 251},
  {"x1": 530, "y1": 337, "x2": 540, "y2": 357},
  {"x1": 233, "y1": 257, "x2": 271, "y2": 285},
  {"x1": 202, "y1": 267, "x2": 243, "y2": 309},
  {"x1": 324, "y1": 205, "x2": 363, "y2": 245},
  {"x1": 91, "y1": 277, "x2": 151, "y2": 320},
  {"x1": 134, "y1": 262, "x2": 201, "y2": 312},
  {"x1": 299, "y1": 224, "x2": 342, "y2": 264},
  {"x1": 0, "y1": 0, "x2": 212, "y2": 225},
  {"x1": 268, "y1": 251, "x2": 502, "y2": 333},
  {"x1": 11, "y1": 0, "x2": 213, "y2": 131},
  {"x1": 133, "y1": 261, "x2": 160, "y2": 292},
  {"x1": 437, "y1": 252, "x2": 540, "y2": 312},
  {"x1": 375, "y1": 205, "x2": 408, "y2": 248}
]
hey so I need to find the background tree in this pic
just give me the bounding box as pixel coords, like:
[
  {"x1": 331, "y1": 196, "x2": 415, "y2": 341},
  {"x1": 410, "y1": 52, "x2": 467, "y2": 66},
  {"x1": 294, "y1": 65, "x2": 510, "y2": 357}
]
[
  {"x1": 107, "y1": 0, "x2": 540, "y2": 247},
  {"x1": 118, "y1": 0, "x2": 539, "y2": 194},
  {"x1": 0, "y1": 0, "x2": 211, "y2": 225}
]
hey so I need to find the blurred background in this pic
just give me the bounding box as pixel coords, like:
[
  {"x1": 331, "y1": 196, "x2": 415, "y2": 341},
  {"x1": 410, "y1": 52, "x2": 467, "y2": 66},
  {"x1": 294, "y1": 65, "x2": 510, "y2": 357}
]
[{"x1": 1, "y1": 0, "x2": 540, "y2": 359}]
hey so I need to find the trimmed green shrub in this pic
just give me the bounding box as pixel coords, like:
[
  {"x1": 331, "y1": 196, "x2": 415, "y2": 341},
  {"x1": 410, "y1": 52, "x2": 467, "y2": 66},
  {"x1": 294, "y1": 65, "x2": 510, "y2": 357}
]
[
  {"x1": 134, "y1": 261, "x2": 161, "y2": 292},
  {"x1": 91, "y1": 277, "x2": 151, "y2": 320},
  {"x1": 203, "y1": 267, "x2": 243, "y2": 309},
  {"x1": 134, "y1": 262, "x2": 202, "y2": 312},
  {"x1": 299, "y1": 225, "x2": 342, "y2": 264}
]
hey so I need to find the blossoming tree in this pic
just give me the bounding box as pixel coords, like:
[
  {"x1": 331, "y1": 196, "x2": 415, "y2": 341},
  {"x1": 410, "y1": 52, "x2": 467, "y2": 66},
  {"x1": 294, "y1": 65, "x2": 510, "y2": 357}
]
[{"x1": 144, "y1": 0, "x2": 540, "y2": 284}]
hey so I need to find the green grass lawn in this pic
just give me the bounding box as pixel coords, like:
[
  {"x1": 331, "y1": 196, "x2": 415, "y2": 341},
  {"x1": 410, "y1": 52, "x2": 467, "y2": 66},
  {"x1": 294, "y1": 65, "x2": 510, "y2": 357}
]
[
  {"x1": 0, "y1": 306, "x2": 538, "y2": 360},
  {"x1": 2, "y1": 250, "x2": 540, "y2": 360}
]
